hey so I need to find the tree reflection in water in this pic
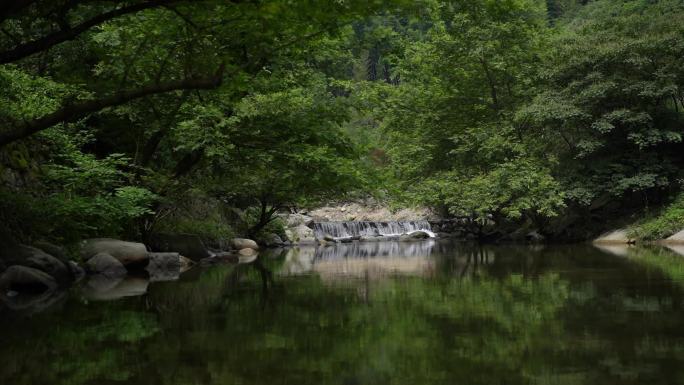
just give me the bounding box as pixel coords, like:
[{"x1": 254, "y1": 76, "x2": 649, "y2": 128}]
[{"x1": 2, "y1": 242, "x2": 684, "y2": 385}]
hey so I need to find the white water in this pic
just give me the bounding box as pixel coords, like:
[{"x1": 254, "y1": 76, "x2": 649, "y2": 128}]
[{"x1": 312, "y1": 220, "x2": 435, "y2": 240}]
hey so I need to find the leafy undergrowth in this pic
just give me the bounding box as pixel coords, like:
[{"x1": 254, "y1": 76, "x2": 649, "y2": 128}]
[{"x1": 629, "y1": 195, "x2": 684, "y2": 241}]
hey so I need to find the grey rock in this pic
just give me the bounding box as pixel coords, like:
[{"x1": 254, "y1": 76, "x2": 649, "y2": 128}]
[
  {"x1": 85, "y1": 252, "x2": 127, "y2": 278},
  {"x1": 231, "y1": 238, "x2": 259, "y2": 250},
  {"x1": 287, "y1": 224, "x2": 316, "y2": 244},
  {"x1": 32, "y1": 241, "x2": 68, "y2": 260},
  {"x1": 263, "y1": 233, "x2": 284, "y2": 247},
  {"x1": 665, "y1": 229, "x2": 684, "y2": 244},
  {"x1": 146, "y1": 252, "x2": 184, "y2": 282},
  {"x1": 400, "y1": 230, "x2": 432, "y2": 241},
  {"x1": 526, "y1": 230, "x2": 545, "y2": 243},
  {"x1": 593, "y1": 229, "x2": 634, "y2": 245},
  {"x1": 0, "y1": 265, "x2": 58, "y2": 293},
  {"x1": 81, "y1": 238, "x2": 149, "y2": 265},
  {"x1": 284, "y1": 213, "x2": 314, "y2": 228},
  {"x1": 150, "y1": 233, "x2": 210, "y2": 261},
  {"x1": 20, "y1": 245, "x2": 71, "y2": 285}
]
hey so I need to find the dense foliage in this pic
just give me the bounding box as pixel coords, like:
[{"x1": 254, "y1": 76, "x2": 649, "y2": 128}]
[
  {"x1": 370, "y1": 0, "x2": 684, "y2": 238},
  {"x1": 1, "y1": 0, "x2": 683, "y2": 244}
]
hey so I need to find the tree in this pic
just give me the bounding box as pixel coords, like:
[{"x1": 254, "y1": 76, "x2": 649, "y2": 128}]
[{"x1": 519, "y1": 0, "x2": 684, "y2": 213}]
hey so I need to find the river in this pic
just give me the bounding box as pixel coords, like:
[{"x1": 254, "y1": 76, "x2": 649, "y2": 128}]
[{"x1": 2, "y1": 240, "x2": 684, "y2": 385}]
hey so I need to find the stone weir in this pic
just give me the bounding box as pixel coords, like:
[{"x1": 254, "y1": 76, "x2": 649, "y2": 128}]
[{"x1": 312, "y1": 220, "x2": 435, "y2": 241}]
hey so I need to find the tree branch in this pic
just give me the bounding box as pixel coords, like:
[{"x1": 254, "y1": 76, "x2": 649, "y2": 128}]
[
  {"x1": 0, "y1": 0, "x2": 177, "y2": 64},
  {"x1": 0, "y1": 64, "x2": 225, "y2": 147}
]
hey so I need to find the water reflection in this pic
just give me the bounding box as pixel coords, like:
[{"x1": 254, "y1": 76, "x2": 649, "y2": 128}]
[
  {"x1": 3, "y1": 242, "x2": 684, "y2": 385},
  {"x1": 279, "y1": 240, "x2": 495, "y2": 281},
  {"x1": 83, "y1": 275, "x2": 150, "y2": 301}
]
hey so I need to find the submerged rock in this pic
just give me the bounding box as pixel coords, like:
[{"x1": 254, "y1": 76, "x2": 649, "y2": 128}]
[
  {"x1": 85, "y1": 252, "x2": 127, "y2": 278},
  {"x1": 238, "y1": 254, "x2": 258, "y2": 264},
  {"x1": 359, "y1": 235, "x2": 383, "y2": 242},
  {"x1": 399, "y1": 230, "x2": 432, "y2": 241},
  {"x1": 0, "y1": 265, "x2": 58, "y2": 293},
  {"x1": 83, "y1": 276, "x2": 149, "y2": 301},
  {"x1": 81, "y1": 238, "x2": 149, "y2": 265},
  {"x1": 238, "y1": 248, "x2": 258, "y2": 257},
  {"x1": 1, "y1": 288, "x2": 67, "y2": 314},
  {"x1": 146, "y1": 252, "x2": 194, "y2": 282},
  {"x1": 231, "y1": 238, "x2": 259, "y2": 250}
]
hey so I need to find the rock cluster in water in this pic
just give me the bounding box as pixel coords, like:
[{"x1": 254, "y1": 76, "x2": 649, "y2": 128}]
[{"x1": 0, "y1": 234, "x2": 274, "y2": 313}]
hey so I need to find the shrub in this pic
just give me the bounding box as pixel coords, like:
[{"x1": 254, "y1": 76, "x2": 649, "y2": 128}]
[{"x1": 629, "y1": 194, "x2": 684, "y2": 241}]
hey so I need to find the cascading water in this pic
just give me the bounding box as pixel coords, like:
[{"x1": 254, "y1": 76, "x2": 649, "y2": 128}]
[{"x1": 313, "y1": 220, "x2": 435, "y2": 240}]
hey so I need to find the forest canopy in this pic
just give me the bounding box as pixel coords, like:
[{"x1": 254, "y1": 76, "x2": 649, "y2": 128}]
[{"x1": 1, "y1": 0, "x2": 683, "y2": 244}]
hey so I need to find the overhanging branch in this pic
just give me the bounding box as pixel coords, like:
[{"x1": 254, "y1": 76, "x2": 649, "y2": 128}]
[
  {"x1": 0, "y1": 0, "x2": 177, "y2": 64},
  {"x1": 0, "y1": 64, "x2": 225, "y2": 147}
]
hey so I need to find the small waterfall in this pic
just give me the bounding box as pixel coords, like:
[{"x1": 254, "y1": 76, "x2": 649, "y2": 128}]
[{"x1": 313, "y1": 220, "x2": 434, "y2": 240}]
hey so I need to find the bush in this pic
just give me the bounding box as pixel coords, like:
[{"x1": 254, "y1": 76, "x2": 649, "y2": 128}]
[
  {"x1": 151, "y1": 191, "x2": 236, "y2": 249},
  {"x1": 154, "y1": 217, "x2": 235, "y2": 249},
  {"x1": 629, "y1": 194, "x2": 684, "y2": 241},
  {"x1": 0, "y1": 186, "x2": 157, "y2": 245}
]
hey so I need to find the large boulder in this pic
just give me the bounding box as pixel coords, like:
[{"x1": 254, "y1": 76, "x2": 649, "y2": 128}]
[
  {"x1": 0, "y1": 265, "x2": 57, "y2": 293},
  {"x1": 284, "y1": 213, "x2": 314, "y2": 228},
  {"x1": 149, "y1": 233, "x2": 210, "y2": 261},
  {"x1": 19, "y1": 245, "x2": 71, "y2": 285},
  {"x1": 231, "y1": 238, "x2": 259, "y2": 250},
  {"x1": 81, "y1": 238, "x2": 149, "y2": 266},
  {"x1": 593, "y1": 229, "x2": 634, "y2": 244},
  {"x1": 85, "y1": 252, "x2": 127, "y2": 278},
  {"x1": 0, "y1": 245, "x2": 71, "y2": 285},
  {"x1": 665, "y1": 229, "x2": 684, "y2": 244},
  {"x1": 262, "y1": 233, "x2": 284, "y2": 248},
  {"x1": 286, "y1": 224, "x2": 316, "y2": 244},
  {"x1": 32, "y1": 241, "x2": 68, "y2": 261}
]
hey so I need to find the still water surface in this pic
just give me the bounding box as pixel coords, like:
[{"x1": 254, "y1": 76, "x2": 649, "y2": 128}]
[{"x1": 3, "y1": 241, "x2": 684, "y2": 385}]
